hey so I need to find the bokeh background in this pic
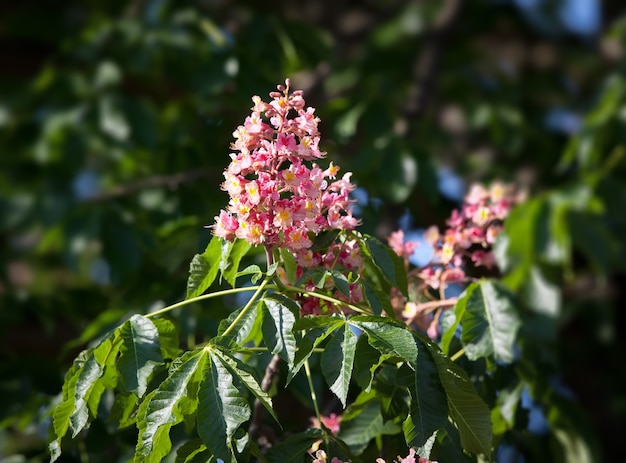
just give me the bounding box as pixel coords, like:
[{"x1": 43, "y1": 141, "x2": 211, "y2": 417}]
[{"x1": 1, "y1": 0, "x2": 625, "y2": 462}]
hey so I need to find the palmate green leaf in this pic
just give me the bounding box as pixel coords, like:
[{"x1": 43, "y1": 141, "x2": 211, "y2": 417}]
[
  {"x1": 118, "y1": 315, "x2": 163, "y2": 398},
  {"x1": 422, "y1": 336, "x2": 492, "y2": 458},
  {"x1": 401, "y1": 338, "x2": 448, "y2": 458},
  {"x1": 135, "y1": 349, "x2": 208, "y2": 463},
  {"x1": 197, "y1": 349, "x2": 251, "y2": 463},
  {"x1": 321, "y1": 323, "x2": 358, "y2": 407},
  {"x1": 363, "y1": 234, "x2": 408, "y2": 296},
  {"x1": 451, "y1": 280, "x2": 521, "y2": 364},
  {"x1": 350, "y1": 316, "x2": 417, "y2": 368},
  {"x1": 266, "y1": 428, "x2": 325, "y2": 463},
  {"x1": 261, "y1": 294, "x2": 299, "y2": 368}
]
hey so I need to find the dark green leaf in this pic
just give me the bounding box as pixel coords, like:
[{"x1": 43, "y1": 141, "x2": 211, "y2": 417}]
[
  {"x1": 310, "y1": 230, "x2": 340, "y2": 252},
  {"x1": 424, "y1": 338, "x2": 492, "y2": 457},
  {"x1": 175, "y1": 438, "x2": 215, "y2": 463},
  {"x1": 152, "y1": 317, "x2": 182, "y2": 360},
  {"x1": 350, "y1": 316, "x2": 417, "y2": 368},
  {"x1": 361, "y1": 280, "x2": 394, "y2": 317},
  {"x1": 213, "y1": 348, "x2": 278, "y2": 424},
  {"x1": 338, "y1": 400, "x2": 401, "y2": 454},
  {"x1": 266, "y1": 428, "x2": 325, "y2": 463},
  {"x1": 364, "y1": 234, "x2": 408, "y2": 296},
  {"x1": 287, "y1": 322, "x2": 342, "y2": 385},
  {"x1": 455, "y1": 280, "x2": 521, "y2": 364},
  {"x1": 321, "y1": 324, "x2": 358, "y2": 407},
  {"x1": 403, "y1": 337, "x2": 448, "y2": 456}
]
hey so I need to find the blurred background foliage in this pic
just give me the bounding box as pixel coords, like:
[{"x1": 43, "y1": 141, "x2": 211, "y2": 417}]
[{"x1": 1, "y1": 0, "x2": 625, "y2": 461}]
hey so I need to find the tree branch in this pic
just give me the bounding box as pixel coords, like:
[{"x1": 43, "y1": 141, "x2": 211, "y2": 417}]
[
  {"x1": 249, "y1": 353, "x2": 282, "y2": 451},
  {"x1": 83, "y1": 167, "x2": 217, "y2": 202}
]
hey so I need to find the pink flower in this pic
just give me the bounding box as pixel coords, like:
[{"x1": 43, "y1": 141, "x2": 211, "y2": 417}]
[
  {"x1": 212, "y1": 210, "x2": 239, "y2": 240},
  {"x1": 375, "y1": 448, "x2": 438, "y2": 463}
]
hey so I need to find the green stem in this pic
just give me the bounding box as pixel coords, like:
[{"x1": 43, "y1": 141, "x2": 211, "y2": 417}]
[
  {"x1": 222, "y1": 277, "x2": 271, "y2": 338},
  {"x1": 145, "y1": 285, "x2": 270, "y2": 319},
  {"x1": 281, "y1": 284, "x2": 369, "y2": 315},
  {"x1": 304, "y1": 357, "x2": 321, "y2": 420},
  {"x1": 450, "y1": 347, "x2": 465, "y2": 362}
]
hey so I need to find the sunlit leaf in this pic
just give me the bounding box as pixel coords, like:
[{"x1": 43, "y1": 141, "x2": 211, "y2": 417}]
[
  {"x1": 218, "y1": 300, "x2": 262, "y2": 346},
  {"x1": 197, "y1": 349, "x2": 251, "y2": 463},
  {"x1": 186, "y1": 236, "x2": 222, "y2": 299},
  {"x1": 135, "y1": 349, "x2": 208, "y2": 463},
  {"x1": 118, "y1": 315, "x2": 163, "y2": 398},
  {"x1": 222, "y1": 238, "x2": 252, "y2": 286}
]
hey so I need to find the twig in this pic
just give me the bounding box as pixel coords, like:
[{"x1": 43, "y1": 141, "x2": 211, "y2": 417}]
[
  {"x1": 83, "y1": 168, "x2": 217, "y2": 202},
  {"x1": 250, "y1": 353, "x2": 282, "y2": 450},
  {"x1": 405, "y1": 0, "x2": 466, "y2": 120}
]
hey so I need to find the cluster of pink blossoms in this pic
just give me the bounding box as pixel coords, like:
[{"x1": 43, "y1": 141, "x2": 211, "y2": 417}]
[
  {"x1": 212, "y1": 79, "x2": 359, "y2": 253},
  {"x1": 311, "y1": 448, "x2": 437, "y2": 463},
  {"x1": 212, "y1": 80, "x2": 364, "y2": 315},
  {"x1": 388, "y1": 181, "x2": 523, "y2": 337},
  {"x1": 419, "y1": 181, "x2": 523, "y2": 289},
  {"x1": 308, "y1": 415, "x2": 436, "y2": 463}
]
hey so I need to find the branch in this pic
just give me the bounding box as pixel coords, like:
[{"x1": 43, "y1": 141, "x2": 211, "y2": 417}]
[
  {"x1": 249, "y1": 353, "x2": 282, "y2": 451},
  {"x1": 83, "y1": 168, "x2": 217, "y2": 202}
]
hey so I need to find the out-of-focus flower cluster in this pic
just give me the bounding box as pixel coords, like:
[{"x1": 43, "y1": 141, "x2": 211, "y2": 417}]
[
  {"x1": 388, "y1": 181, "x2": 523, "y2": 338},
  {"x1": 419, "y1": 181, "x2": 523, "y2": 289},
  {"x1": 212, "y1": 79, "x2": 359, "y2": 253}
]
